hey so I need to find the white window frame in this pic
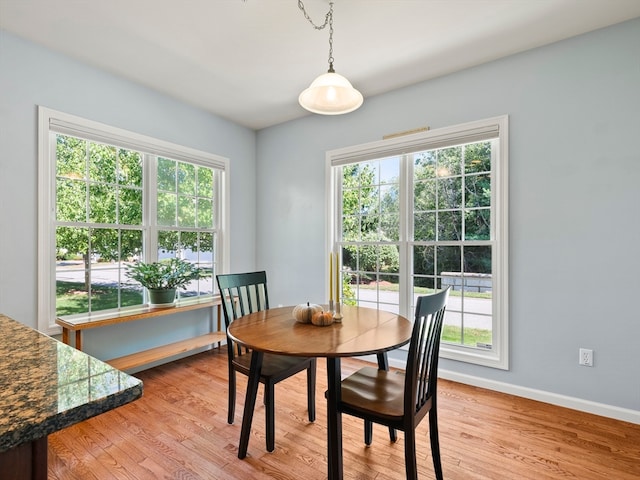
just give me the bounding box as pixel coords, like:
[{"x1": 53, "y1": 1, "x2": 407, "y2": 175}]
[
  {"x1": 327, "y1": 115, "x2": 509, "y2": 369},
  {"x1": 37, "y1": 106, "x2": 230, "y2": 334}
]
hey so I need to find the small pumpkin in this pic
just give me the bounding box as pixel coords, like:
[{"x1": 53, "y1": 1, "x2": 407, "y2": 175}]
[
  {"x1": 311, "y1": 310, "x2": 334, "y2": 327},
  {"x1": 293, "y1": 302, "x2": 323, "y2": 324}
]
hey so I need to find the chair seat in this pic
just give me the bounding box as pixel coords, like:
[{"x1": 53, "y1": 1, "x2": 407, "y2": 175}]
[
  {"x1": 233, "y1": 351, "x2": 314, "y2": 381},
  {"x1": 340, "y1": 366, "x2": 406, "y2": 420}
]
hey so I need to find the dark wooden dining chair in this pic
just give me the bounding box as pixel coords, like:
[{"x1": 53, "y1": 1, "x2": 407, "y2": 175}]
[
  {"x1": 338, "y1": 287, "x2": 450, "y2": 480},
  {"x1": 216, "y1": 271, "x2": 316, "y2": 452}
]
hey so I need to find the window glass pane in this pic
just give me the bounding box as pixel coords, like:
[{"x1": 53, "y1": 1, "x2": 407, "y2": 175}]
[
  {"x1": 157, "y1": 192, "x2": 176, "y2": 226},
  {"x1": 465, "y1": 173, "x2": 491, "y2": 208},
  {"x1": 437, "y1": 210, "x2": 462, "y2": 241},
  {"x1": 56, "y1": 270, "x2": 88, "y2": 316},
  {"x1": 158, "y1": 230, "x2": 179, "y2": 258},
  {"x1": 464, "y1": 141, "x2": 491, "y2": 174},
  {"x1": 199, "y1": 232, "x2": 215, "y2": 295},
  {"x1": 437, "y1": 176, "x2": 462, "y2": 209},
  {"x1": 380, "y1": 244, "x2": 400, "y2": 274},
  {"x1": 342, "y1": 243, "x2": 358, "y2": 272},
  {"x1": 158, "y1": 157, "x2": 176, "y2": 191},
  {"x1": 437, "y1": 245, "x2": 461, "y2": 275},
  {"x1": 89, "y1": 183, "x2": 116, "y2": 224},
  {"x1": 56, "y1": 179, "x2": 86, "y2": 222},
  {"x1": 414, "y1": 211, "x2": 436, "y2": 241},
  {"x1": 362, "y1": 213, "x2": 379, "y2": 238},
  {"x1": 119, "y1": 187, "x2": 143, "y2": 225},
  {"x1": 380, "y1": 184, "x2": 398, "y2": 214},
  {"x1": 56, "y1": 227, "x2": 89, "y2": 315},
  {"x1": 197, "y1": 167, "x2": 213, "y2": 197},
  {"x1": 56, "y1": 226, "x2": 88, "y2": 265},
  {"x1": 90, "y1": 267, "x2": 120, "y2": 311},
  {"x1": 197, "y1": 198, "x2": 213, "y2": 228},
  {"x1": 414, "y1": 151, "x2": 436, "y2": 180},
  {"x1": 342, "y1": 214, "x2": 360, "y2": 241},
  {"x1": 379, "y1": 157, "x2": 399, "y2": 184},
  {"x1": 118, "y1": 149, "x2": 142, "y2": 187},
  {"x1": 358, "y1": 244, "x2": 377, "y2": 277},
  {"x1": 89, "y1": 143, "x2": 117, "y2": 183},
  {"x1": 437, "y1": 146, "x2": 462, "y2": 176},
  {"x1": 360, "y1": 160, "x2": 378, "y2": 185},
  {"x1": 413, "y1": 245, "x2": 434, "y2": 276},
  {"x1": 380, "y1": 214, "x2": 399, "y2": 241},
  {"x1": 90, "y1": 228, "x2": 119, "y2": 262},
  {"x1": 443, "y1": 308, "x2": 463, "y2": 344},
  {"x1": 464, "y1": 245, "x2": 492, "y2": 274},
  {"x1": 178, "y1": 195, "x2": 196, "y2": 227},
  {"x1": 56, "y1": 135, "x2": 86, "y2": 179},
  {"x1": 414, "y1": 179, "x2": 435, "y2": 212},
  {"x1": 181, "y1": 231, "x2": 198, "y2": 257},
  {"x1": 179, "y1": 162, "x2": 196, "y2": 196},
  {"x1": 199, "y1": 232, "x2": 214, "y2": 258},
  {"x1": 465, "y1": 209, "x2": 490, "y2": 240},
  {"x1": 120, "y1": 229, "x2": 142, "y2": 260}
]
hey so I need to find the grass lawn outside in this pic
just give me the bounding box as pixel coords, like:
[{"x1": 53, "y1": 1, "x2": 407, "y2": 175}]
[{"x1": 56, "y1": 281, "x2": 143, "y2": 316}]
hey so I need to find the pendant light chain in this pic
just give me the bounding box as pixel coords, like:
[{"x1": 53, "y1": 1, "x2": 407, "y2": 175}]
[{"x1": 298, "y1": 0, "x2": 335, "y2": 72}]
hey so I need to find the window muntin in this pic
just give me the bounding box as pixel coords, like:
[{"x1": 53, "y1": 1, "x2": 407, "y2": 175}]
[{"x1": 331, "y1": 116, "x2": 508, "y2": 369}]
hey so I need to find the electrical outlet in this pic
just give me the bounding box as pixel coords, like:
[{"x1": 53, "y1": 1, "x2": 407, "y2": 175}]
[{"x1": 579, "y1": 348, "x2": 593, "y2": 367}]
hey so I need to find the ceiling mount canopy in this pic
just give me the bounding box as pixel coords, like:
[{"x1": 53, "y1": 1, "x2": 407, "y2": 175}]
[{"x1": 297, "y1": 0, "x2": 363, "y2": 115}]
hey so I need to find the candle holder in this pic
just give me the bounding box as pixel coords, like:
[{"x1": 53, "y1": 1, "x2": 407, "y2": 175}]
[
  {"x1": 333, "y1": 301, "x2": 343, "y2": 322},
  {"x1": 329, "y1": 299, "x2": 334, "y2": 313}
]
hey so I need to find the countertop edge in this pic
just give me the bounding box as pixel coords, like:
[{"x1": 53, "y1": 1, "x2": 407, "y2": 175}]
[{"x1": 0, "y1": 383, "x2": 143, "y2": 453}]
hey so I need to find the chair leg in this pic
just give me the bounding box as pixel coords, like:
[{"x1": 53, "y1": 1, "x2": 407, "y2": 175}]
[
  {"x1": 404, "y1": 428, "x2": 418, "y2": 480},
  {"x1": 376, "y1": 352, "x2": 397, "y2": 442},
  {"x1": 429, "y1": 407, "x2": 443, "y2": 480},
  {"x1": 228, "y1": 367, "x2": 236, "y2": 424},
  {"x1": 307, "y1": 359, "x2": 316, "y2": 422},
  {"x1": 265, "y1": 383, "x2": 275, "y2": 452},
  {"x1": 364, "y1": 420, "x2": 373, "y2": 446}
]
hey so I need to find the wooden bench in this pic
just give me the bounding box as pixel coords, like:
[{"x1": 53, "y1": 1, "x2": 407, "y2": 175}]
[{"x1": 56, "y1": 296, "x2": 226, "y2": 371}]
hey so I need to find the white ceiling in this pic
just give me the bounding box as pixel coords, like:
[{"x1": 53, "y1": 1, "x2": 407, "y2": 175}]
[{"x1": 1, "y1": 0, "x2": 639, "y2": 130}]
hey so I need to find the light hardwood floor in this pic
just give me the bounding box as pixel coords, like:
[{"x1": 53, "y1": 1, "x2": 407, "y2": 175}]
[{"x1": 48, "y1": 347, "x2": 640, "y2": 479}]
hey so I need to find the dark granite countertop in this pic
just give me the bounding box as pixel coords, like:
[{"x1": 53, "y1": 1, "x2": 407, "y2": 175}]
[{"x1": 0, "y1": 314, "x2": 143, "y2": 453}]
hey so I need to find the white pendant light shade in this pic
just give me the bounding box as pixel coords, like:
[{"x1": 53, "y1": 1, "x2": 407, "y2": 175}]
[{"x1": 299, "y1": 71, "x2": 363, "y2": 115}]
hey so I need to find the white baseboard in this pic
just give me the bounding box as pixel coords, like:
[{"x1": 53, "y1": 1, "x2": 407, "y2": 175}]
[{"x1": 373, "y1": 355, "x2": 640, "y2": 425}]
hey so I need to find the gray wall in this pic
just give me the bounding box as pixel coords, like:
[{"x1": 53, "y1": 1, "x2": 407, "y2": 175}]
[
  {"x1": 256, "y1": 18, "x2": 640, "y2": 413},
  {"x1": 0, "y1": 31, "x2": 257, "y2": 360}
]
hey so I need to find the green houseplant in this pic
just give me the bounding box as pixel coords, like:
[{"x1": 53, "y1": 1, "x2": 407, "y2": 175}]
[{"x1": 125, "y1": 257, "x2": 211, "y2": 306}]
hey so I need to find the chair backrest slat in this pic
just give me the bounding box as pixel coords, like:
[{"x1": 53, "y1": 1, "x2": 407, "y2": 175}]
[{"x1": 404, "y1": 288, "x2": 450, "y2": 418}]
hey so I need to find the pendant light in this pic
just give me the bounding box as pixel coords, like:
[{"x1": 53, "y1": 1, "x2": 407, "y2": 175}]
[{"x1": 297, "y1": 0, "x2": 363, "y2": 115}]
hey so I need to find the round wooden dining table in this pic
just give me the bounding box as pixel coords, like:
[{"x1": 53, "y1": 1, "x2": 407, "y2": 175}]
[{"x1": 227, "y1": 304, "x2": 412, "y2": 480}]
